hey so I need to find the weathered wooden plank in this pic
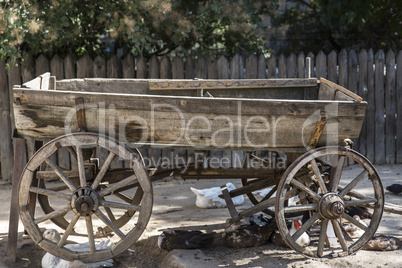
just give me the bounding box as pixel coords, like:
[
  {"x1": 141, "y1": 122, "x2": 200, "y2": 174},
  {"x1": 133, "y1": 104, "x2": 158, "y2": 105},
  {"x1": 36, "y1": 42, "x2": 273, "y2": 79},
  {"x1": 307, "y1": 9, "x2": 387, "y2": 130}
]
[
  {"x1": 357, "y1": 49, "x2": 368, "y2": 156},
  {"x1": 107, "y1": 55, "x2": 122, "y2": 78},
  {"x1": 397, "y1": 51, "x2": 402, "y2": 164},
  {"x1": 217, "y1": 55, "x2": 229, "y2": 79},
  {"x1": 267, "y1": 55, "x2": 276, "y2": 78},
  {"x1": 5, "y1": 137, "x2": 25, "y2": 261},
  {"x1": 316, "y1": 51, "x2": 327, "y2": 79},
  {"x1": 230, "y1": 53, "x2": 243, "y2": 79},
  {"x1": 0, "y1": 60, "x2": 13, "y2": 182},
  {"x1": 347, "y1": 50, "x2": 359, "y2": 162},
  {"x1": 278, "y1": 54, "x2": 286, "y2": 78},
  {"x1": 195, "y1": 56, "x2": 207, "y2": 79},
  {"x1": 327, "y1": 50, "x2": 337, "y2": 83},
  {"x1": 385, "y1": 50, "x2": 396, "y2": 164},
  {"x1": 160, "y1": 55, "x2": 172, "y2": 79},
  {"x1": 13, "y1": 88, "x2": 367, "y2": 151},
  {"x1": 257, "y1": 54, "x2": 267, "y2": 79},
  {"x1": 297, "y1": 52, "x2": 305, "y2": 78},
  {"x1": 307, "y1": 52, "x2": 315, "y2": 77},
  {"x1": 286, "y1": 53, "x2": 297, "y2": 78},
  {"x1": 374, "y1": 50, "x2": 385, "y2": 164},
  {"x1": 207, "y1": 55, "x2": 218, "y2": 79},
  {"x1": 185, "y1": 56, "x2": 195, "y2": 79},
  {"x1": 338, "y1": 49, "x2": 348, "y2": 88},
  {"x1": 148, "y1": 55, "x2": 160, "y2": 79},
  {"x1": 136, "y1": 56, "x2": 147, "y2": 78},
  {"x1": 64, "y1": 54, "x2": 76, "y2": 79},
  {"x1": 50, "y1": 55, "x2": 64, "y2": 79},
  {"x1": 149, "y1": 78, "x2": 318, "y2": 90},
  {"x1": 245, "y1": 54, "x2": 258, "y2": 79},
  {"x1": 21, "y1": 54, "x2": 36, "y2": 83},
  {"x1": 366, "y1": 49, "x2": 375, "y2": 163},
  {"x1": 172, "y1": 56, "x2": 184, "y2": 79},
  {"x1": 320, "y1": 78, "x2": 362, "y2": 102},
  {"x1": 93, "y1": 55, "x2": 107, "y2": 78},
  {"x1": 77, "y1": 54, "x2": 93, "y2": 78},
  {"x1": 36, "y1": 54, "x2": 50, "y2": 75},
  {"x1": 121, "y1": 54, "x2": 135, "y2": 78}
]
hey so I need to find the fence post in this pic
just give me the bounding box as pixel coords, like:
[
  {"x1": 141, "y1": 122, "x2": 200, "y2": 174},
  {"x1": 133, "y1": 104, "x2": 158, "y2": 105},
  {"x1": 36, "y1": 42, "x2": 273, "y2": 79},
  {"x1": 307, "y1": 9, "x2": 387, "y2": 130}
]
[
  {"x1": 366, "y1": 49, "x2": 375, "y2": 163},
  {"x1": 397, "y1": 51, "x2": 402, "y2": 164},
  {"x1": 358, "y1": 49, "x2": 368, "y2": 156},
  {"x1": 374, "y1": 50, "x2": 385, "y2": 164},
  {"x1": 385, "y1": 50, "x2": 396, "y2": 164}
]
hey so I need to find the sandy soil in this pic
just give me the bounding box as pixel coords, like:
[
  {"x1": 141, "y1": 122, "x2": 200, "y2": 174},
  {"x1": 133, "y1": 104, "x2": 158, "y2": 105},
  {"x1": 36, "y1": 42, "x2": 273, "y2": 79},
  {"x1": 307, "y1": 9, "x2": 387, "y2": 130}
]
[{"x1": 0, "y1": 164, "x2": 401, "y2": 268}]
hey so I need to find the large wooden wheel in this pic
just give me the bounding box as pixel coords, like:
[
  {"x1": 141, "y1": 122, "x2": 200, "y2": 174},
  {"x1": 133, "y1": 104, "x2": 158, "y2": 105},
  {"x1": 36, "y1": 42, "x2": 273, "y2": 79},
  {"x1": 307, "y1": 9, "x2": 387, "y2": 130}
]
[
  {"x1": 275, "y1": 146, "x2": 384, "y2": 258},
  {"x1": 19, "y1": 133, "x2": 153, "y2": 263}
]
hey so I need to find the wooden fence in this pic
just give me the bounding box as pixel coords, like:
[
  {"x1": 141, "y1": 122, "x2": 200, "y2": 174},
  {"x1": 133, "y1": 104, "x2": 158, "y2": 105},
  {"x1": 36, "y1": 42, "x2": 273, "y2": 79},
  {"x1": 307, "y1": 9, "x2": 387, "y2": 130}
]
[{"x1": 1, "y1": 49, "x2": 401, "y2": 181}]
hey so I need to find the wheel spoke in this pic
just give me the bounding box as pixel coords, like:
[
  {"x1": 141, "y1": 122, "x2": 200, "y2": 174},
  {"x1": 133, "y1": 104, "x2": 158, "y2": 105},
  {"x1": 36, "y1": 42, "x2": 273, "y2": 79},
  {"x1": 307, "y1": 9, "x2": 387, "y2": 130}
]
[
  {"x1": 331, "y1": 219, "x2": 348, "y2": 252},
  {"x1": 94, "y1": 210, "x2": 126, "y2": 239},
  {"x1": 85, "y1": 215, "x2": 96, "y2": 253},
  {"x1": 46, "y1": 158, "x2": 77, "y2": 191},
  {"x1": 310, "y1": 159, "x2": 328, "y2": 194},
  {"x1": 329, "y1": 156, "x2": 346, "y2": 192},
  {"x1": 292, "y1": 213, "x2": 320, "y2": 241},
  {"x1": 342, "y1": 213, "x2": 369, "y2": 232},
  {"x1": 91, "y1": 152, "x2": 116, "y2": 189},
  {"x1": 339, "y1": 170, "x2": 369, "y2": 197},
  {"x1": 100, "y1": 200, "x2": 141, "y2": 211},
  {"x1": 317, "y1": 219, "x2": 329, "y2": 257},
  {"x1": 284, "y1": 203, "x2": 317, "y2": 213},
  {"x1": 344, "y1": 198, "x2": 377, "y2": 207},
  {"x1": 76, "y1": 146, "x2": 87, "y2": 188},
  {"x1": 67, "y1": 146, "x2": 78, "y2": 162},
  {"x1": 104, "y1": 206, "x2": 117, "y2": 222},
  {"x1": 260, "y1": 185, "x2": 278, "y2": 202},
  {"x1": 34, "y1": 204, "x2": 71, "y2": 224},
  {"x1": 290, "y1": 179, "x2": 321, "y2": 201},
  {"x1": 98, "y1": 175, "x2": 137, "y2": 198},
  {"x1": 58, "y1": 213, "x2": 80, "y2": 247},
  {"x1": 114, "y1": 192, "x2": 133, "y2": 203},
  {"x1": 30, "y1": 186, "x2": 70, "y2": 200}
]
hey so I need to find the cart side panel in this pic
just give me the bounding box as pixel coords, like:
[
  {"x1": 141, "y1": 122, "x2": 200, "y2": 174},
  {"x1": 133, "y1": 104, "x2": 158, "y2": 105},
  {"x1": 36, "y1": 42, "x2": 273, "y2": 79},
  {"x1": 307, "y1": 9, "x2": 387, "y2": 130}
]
[{"x1": 13, "y1": 88, "x2": 367, "y2": 151}]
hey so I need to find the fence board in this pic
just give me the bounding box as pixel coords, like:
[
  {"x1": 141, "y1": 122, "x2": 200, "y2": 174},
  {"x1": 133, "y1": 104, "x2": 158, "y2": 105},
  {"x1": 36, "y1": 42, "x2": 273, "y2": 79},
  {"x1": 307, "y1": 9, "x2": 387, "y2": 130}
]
[
  {"x1": 160, "y1": 55, "x2": 172, "y2": 79},
  {"x1": 358, "y1": 49, "x2": 368, "y2": 156},
  {"x1": 122, "y1": 54, "x2": 135, "y2": 78},
  {"x1": 338, "y1": 49, "x2": 348, "y2": 88},
  {"x1": 172, "y1": 56, "x2": 184, "y2": 79},
  {"x1": 64, "y1": 55, "x2": 75, "y2": 79},
  {"x1": 107, "y1": 55, "x2": 122, "y2": 78},
  {"x1": 385, "y1": 50, "x2": 396, "y2": 164},
  {"x1": 35, "y1": 54, "x2": 50, "y2": 75},
  {"x1": 0, "y1": 60, "x2": 13, "y2": 181},
  {"x1": 246, "y1": 54, "x2": 258, "y2": 79},
  {"x1": 307, "y1": 52, "x2": 315, "y2": 77},
  {"x1": 267, "y1": 55, "x2": 276, "y2": 78},
  {"x1": 207, "y1": 56, "x2": 218, "y2": 79},
  {"x1": 257, "y1": 54, "x2": 267, "y2": 79},
  {"x1": 316, "y1": 51, "x2": 327, "y2": 79},
  {"x1": 195, "y1": 56, "x2": 207, "y2": 79},
  {"x1": 136, "y1": 56, "x2": 147, "y2": 78},
  {"x1": 217, "y1": 55, "x2": 229, "y2": 79},
  {"x1": 366, "y1": 49, "x2": 375, "y2": 163},
  {"x1": 21, "y1": 54, "x2": 35, "y2": 83},
  {"x1": 93, "y1": 55, "x2": 107, "y2": 78},
  {"x1": 374, "y1": 50, "x2": 385, "y2": 164},
  {"x1": 297, "y1": 52, "x2": 305, "y2": 78},
  {"x1": 397, "y1": 51, "x2": 402, "y2": 163},
  {"x1": 77, "y1": 54, "x2": 93, "y2": 78},
  {"x1": 278, "y1": 54, "x2": 286, "y2": 78},
  {"x1": 230, "y1": 53, "x2": 243, "y2": 79},
  {"x1": 327, "y1": 50, "x2": 337, "y2": 83},
  {"x1": 185, "y1": 56, "x2": 195, "y2": 79},
  {"x1": 286, "y1": 53, "x2": 297, "y2": 78}
]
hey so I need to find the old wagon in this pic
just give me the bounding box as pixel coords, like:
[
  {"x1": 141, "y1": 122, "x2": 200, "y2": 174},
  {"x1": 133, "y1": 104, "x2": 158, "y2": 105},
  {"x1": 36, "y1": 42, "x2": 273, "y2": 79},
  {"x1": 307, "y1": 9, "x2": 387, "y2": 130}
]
[{"x1": 12, "y1": 71, "x2": 384, "y2": 262}]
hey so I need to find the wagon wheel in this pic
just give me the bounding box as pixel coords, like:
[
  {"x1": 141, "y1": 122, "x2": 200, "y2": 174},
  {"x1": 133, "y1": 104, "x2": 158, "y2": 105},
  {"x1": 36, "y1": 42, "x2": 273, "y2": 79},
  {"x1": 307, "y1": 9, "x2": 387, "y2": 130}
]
[
  {"x1": 275, "y1": 146, "x2": 384, "y2": 258},
  {"x1": 37, "y1": 150, "x2": 146, "y2": 233},
  {"x1": 19, "y1": 133, "x2": 153, "y2": 263}
]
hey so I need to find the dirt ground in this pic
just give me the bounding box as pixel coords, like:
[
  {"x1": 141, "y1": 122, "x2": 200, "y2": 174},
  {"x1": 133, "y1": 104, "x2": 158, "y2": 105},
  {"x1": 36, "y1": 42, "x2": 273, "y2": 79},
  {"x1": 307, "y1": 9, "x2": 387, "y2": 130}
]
[{"x1": 0, "y1": 164, "x2": 401, "y2": 268}]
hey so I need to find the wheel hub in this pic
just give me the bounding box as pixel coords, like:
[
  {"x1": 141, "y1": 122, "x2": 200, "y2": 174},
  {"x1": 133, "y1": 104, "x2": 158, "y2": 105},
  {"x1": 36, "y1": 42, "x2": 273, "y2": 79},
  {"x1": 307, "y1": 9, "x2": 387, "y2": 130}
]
[
  {"x1": 318, "y1": 193, "x2": 345, "y2": 219},
  {"x1": 71, "y1": 187, "x2": 99, "y2": 215}
]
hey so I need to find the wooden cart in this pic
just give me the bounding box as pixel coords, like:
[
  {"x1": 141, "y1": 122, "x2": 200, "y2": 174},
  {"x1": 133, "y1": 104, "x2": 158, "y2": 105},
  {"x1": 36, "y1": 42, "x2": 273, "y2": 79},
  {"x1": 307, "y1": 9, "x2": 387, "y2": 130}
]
[{"x1": 12, "y1": 72, "x2": 384, "y2": 262}]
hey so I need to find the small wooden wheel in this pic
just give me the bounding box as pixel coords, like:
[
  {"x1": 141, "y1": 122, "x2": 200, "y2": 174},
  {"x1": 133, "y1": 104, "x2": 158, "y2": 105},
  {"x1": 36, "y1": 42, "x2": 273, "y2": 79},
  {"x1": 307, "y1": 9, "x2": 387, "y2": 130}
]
[
  {"x1": 275, "y1": 146, "x2": 384, "y2": 258},
  {"x1": 19, "y1": 133, "x2": 153, "y2": 263}
]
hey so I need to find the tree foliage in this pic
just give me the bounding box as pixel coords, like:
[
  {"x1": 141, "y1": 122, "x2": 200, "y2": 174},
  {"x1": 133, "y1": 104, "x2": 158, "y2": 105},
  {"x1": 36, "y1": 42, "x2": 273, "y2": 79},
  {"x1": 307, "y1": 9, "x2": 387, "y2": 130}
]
[
  {"x1": 273, "y1": 0, "x2": 402, "y2": 53},
  {"x1": 0, "y1": 0, "x2": 277, "y2": 60}
]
